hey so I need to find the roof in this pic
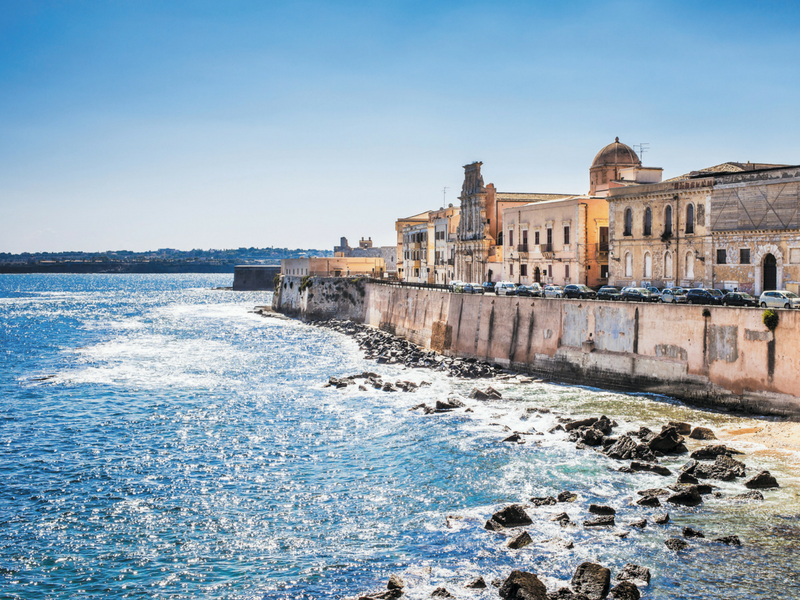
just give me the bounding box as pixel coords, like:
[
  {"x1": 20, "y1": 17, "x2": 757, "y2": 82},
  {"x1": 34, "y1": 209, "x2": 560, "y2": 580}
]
[
  {"x1": 591, "y1": 137, "x2": 642, "y2": 169},
  {"x1": 665, "y1": 162, "x2": 789, "y2": 182},
  {"x1": 496, "y1": 192, "x2": 576, "y2": 202}
]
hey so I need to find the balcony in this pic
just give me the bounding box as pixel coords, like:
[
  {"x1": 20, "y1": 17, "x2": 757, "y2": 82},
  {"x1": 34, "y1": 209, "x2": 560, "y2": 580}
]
[
  {"x1": 595, "y1": 242, "x2": 609, "y2": 259},
  {"x1": 447, "y1": 258, "x2": 454, "y2": 266},
  {"x1": 517, "y1": 243, "x2": 529, "y2": 255},
  {"x1": 540, "y1": 243, "x2": 554, "y2": 258}
]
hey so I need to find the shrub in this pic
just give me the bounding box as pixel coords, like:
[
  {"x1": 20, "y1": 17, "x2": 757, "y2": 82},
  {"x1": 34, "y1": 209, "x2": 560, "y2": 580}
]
[
  {"x1": 300, "y1": 275, "x2": 313, "y2": 292},
  {"x1": 763, "y1": 309, "x2": 779, "y2": 331},
  {"x1": 273, "y1": 273, "x2": 281, "y2": 289},
  {"x1": 702, "y1": 308, "x2": 711, "y2": 318}
]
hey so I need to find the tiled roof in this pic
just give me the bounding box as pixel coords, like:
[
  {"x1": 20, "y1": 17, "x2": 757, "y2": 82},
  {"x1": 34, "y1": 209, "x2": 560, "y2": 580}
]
[
  {"x1": 664, "y1": 162, "x2": 788, "y2": 182},
  {"x1": 497, "y1": 192, "x2": 575, "y2": 202}
]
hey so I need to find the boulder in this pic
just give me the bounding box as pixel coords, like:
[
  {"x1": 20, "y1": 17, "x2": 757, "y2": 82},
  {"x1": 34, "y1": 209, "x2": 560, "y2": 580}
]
[
  {"x1": 609, "y1": 581, "x2": 640, "y2": 600},
  {"x1": 582, "y1": 428, "x2": 605, "y2": 446},
  {"x1": 630, "y1": 461, "x2": 671, "y2": 476},
  {"x1": 465, "y1": 576, "x2": 487, "y2": 589},
  {"x1": 677, "y1": 472, "x2": 699, "y2": 484},
  {"x1": 604, "y1": 436, "x2": 637, "y2": 460},
  {"x1": 647, "y1": 426, "x2": 685, "y2": 453},
  {"x1": 388, "y1": 575, "x2": 404, "y2": 590},
  {"x1": 715, "y1": 535, "x2": 741, "y2": 546},
  {"x1": 547, "y1": 588, "x2": 590, "y2": 599},
  {"x1": 431, "y1": 587, "x2": 453, "y2": 598},
  {"x1": 628, "y1": 519, "x2": 647, "y2": 528},
  {"x1": 733, "y1": 490, "x2": 764, "y2": 501},
  {"x1": 531, "y1": 496, "x2": 558, "y2": 506},
  {"x1": 551, "y1": 512, "x2": 574, "y2": 526},
  {"x1": 565, "y1": 417, "x2": 599, "y2": 431},
  {"x1": 683, "y1": 526, "x2": 704, "y2": 538},
  {"x1": 690, "y1": 444, "x2": 742, "y2": 460},
  {"x1": 588, "y1": 504, "x2": 616, "y2": 515},
  {"x1": 668, "y1": 421, "x2": 692, "y2": 435},
  {"x1": 359, "y1": 590, "x2": 403, "y2": 600},
  {"x1": 571, "y1": 562, "x2": 611, "y2": 600},
  {"x1": 558, "y1": 491, "x2": 578, "y2": 502},
  {"x1": 636, "y1": 488, "x2": 669, "y2": 497},
  {"x1": 499, "y1": 570, "x2": 547, "y2": 600},
  {"x1": 654, "y1": 513, "x2": 670, "y2": 525},
  {"x1": 502, "y1": 433, "x2": 525, "y2": 443},
  {"x1": 632, "y1": 427, "x2": 655, "y2": 442},
  {"x1": 664, "y1": 537, "x2": 688, "y2": 551},
  {"x1": 694, "y1": 454, "x2": 746, "y2": 481},
  {"x1": 636, "y1": 496, "x2": 660, "y2": 507},
  {"x1": 666, "y1": 486, "x2": 702, "y2": 507},
  {"x1": 584, "y1": 515, "x2": 615, "y2": 527},
  {"x1": 507, "y1": 531, "x2": 533, "y2": 549},
  {"x1": 616, "y1": 564, "x2": 651, "y2": 585},
  {"x1": 689, "y1": 426, "x2": 716, "y2": 440},
  {"x1": 745, "y1": 470, "x2": 779, "y2": 489},
  {"x1": 487, "y1": 504, "x2": 533, "y2": 528}
]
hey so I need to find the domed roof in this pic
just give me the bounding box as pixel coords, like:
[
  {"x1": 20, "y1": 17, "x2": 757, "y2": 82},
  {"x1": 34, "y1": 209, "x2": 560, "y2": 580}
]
[{"x1": 591, "y1": 137, "x2": 641, "y2": 169}]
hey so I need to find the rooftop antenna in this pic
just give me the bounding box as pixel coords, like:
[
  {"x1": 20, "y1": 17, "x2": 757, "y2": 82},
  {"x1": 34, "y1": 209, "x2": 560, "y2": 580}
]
[
  {"x1": 443, "y1": 186, "x2": 449, "y2": 205},
  {"x1": 633, "y1": 143, "x2": 649, "y2": 163}
]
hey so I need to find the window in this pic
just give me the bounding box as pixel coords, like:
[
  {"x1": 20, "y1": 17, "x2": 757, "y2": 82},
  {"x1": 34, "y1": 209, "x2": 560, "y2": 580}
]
[
  {"x1": 510, "y1": 263, "x2": 514, "y2": 276},
  {"x1": 600, "y1": 264, "x2": 609, "y2": 278},
  {"x1": 644, "y1": 252, "x2": 652, "y2": 278},
  {"x1": 624, "y1": 208, "x2": 633, "y2": 236},
  {"x1": 644, "y1": 207, "x2": 652, "y2": 236},
  {"x1": 534, "y1": 230, "x2": 540, "y2": 245},
  {"x1": 522, "y1": 230, "x2": 528, "y2": 245},
  {"x1": 686, "y1": 204, "x2": 695, "y2": 234},
  {"x1": 685, "y1": 251, "x2": 694, "y2": 279},
  {"x1": 521, "y1": 264, "x2": 527, "y2": 276},
  {"x1": 548, "y1": 265, "x2": 553, "y2": 278},
  {"x1": 664, "y1": 206, "x2": 673, "y2": 236},
  {"x1": 625, "y1": 252, "x2": 633, "y2": 277},
  {"x1": 739, "y1": 248, "x2": 752, "y2": 265},
  {"x1": 508, "y1": 229, "x2": 514, "y2": 247},
  {"x1": 716, "y1": 249, "x2": 727, "y2": 264},
  {"x1": 665, "y1": 252, "x2": 674, "y2": 278},
  {"x1": 563, "y1": 226, "x2": 570, "y2": 245},
  {"x1": 546, "y1": 228, "x2": 553, "y2": 246},
  {"x1": 565, "y1": 264, "x2": 570, "y2": 280},
  {"x1": 789, "y1": 248, "x2": 800, "y2": 264}
]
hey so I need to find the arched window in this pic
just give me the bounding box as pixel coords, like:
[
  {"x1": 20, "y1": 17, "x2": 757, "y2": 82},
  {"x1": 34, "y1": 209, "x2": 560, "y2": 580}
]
[
  {"x1": 664, "y1": 206, "x2": 673, "y2": 236},
  {"x1": 664, "y1": 252, "x2": 674, "y2": 278},
  {"x1": 644, "y1": 252, "x2": 652, "y2": 278},
  {"x1": 625, "y1": 252, "x2": 633, "y2": 277},
  {"x1": 686, "y1": 204, "x2": 695, "y2": 234},
  {"x1": 624, "y1": 208, "x2": 633, "y2": 236},
  {"x1": 643, "y1": 207, "x2": 652, "y2": 236},
  {"x1": 685, "y1": 251, "x2": 694, "y2": 279}
]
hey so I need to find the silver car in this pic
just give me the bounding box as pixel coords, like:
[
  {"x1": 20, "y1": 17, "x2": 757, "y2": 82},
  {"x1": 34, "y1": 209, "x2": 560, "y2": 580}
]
[
  {"x1": 544, "y1": 285, "x2": 564, "y2": 298},
  {"x1": 660, "y1": 287, "x2": 688, "y2": 303},
  {"x1": 759, "y1": 290, "x2": 800, "y2": 309},
  {"x1": 495, "y1": 281, "x2": 518, "y2": 296}
]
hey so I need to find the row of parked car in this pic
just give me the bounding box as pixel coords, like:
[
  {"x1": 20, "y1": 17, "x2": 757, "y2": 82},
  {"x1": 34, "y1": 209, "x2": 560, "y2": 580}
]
[{"x1": 449, "y1": 280, "x2": 800, "y2": 308}]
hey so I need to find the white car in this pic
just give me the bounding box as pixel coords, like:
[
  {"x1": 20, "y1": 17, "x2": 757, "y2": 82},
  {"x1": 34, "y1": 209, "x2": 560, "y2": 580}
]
[
  {"x1": 544, "y1": 285, "x2": 564, "y2": 298},
  {"x1": 660, "y1": 288, "x2": 688, "y2": 304},
  {"x1": 759, "y1": 290, "x2": 800, "y2": 309},
  {"x1": 495, "y1": 281, "x2": 518, "y2": 296}
]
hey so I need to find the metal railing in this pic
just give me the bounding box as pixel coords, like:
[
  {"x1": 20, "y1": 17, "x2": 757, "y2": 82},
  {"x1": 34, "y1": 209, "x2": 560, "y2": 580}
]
[
  {"x1": 540, "y1": 243, "x2": 554, "y2": 253},
  {"x1": 517, "y1": 244, "x2": 529, "y2": 253}
]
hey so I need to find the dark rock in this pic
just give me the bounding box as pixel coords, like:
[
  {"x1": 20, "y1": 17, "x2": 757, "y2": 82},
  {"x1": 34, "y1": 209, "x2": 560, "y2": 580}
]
[
  {"x1": 648, "y1": 426, "x2": 685, "y2": 453},
  {"x1": 547, "y1": 587, "x2": 590, "y2": 600},
  {"x1": 582, "y1": 428, "x2": 605, "y2": 446},
  {"x1": 637, "y1": 488, "x2": 669, "y2": 497},
  {"x1": 680, "y1": 459, "x2": 698, "y2": 474},
  {"x1": 558, "y1": 491, "x2": 578, "y2": 502},
  {"x1": 668, "y1": 421, "x2": 692, "y2": 435},
  {"x1": 695, "y1": 484, "x2": 714, "y2": 495},
  {"x1": 488, "y1": 504, "x2": 533, "y2": 528},
  {"x1": 551, "y1": 512, "x2": 573, "y2": 526},
  {"x1": 636, "y1": 495, "x2": 660, "y2": 507},
  {"x1": 465, "y1": 576, "x2": 487, "y2": 589},
  {"x1": 484, "y1": 518, "x2": 503, "y2": 531},
  {"x1": 431, "y1": 587, "x2": 453, "y2": 598},
  {"x1": 715, "y1": 535, "x2": 741, "y2": 546},
  {"x1": 690, "y1": 444, "x2": 737, "y2": 460},
  {"x1": 435, "y1": 399, "x2": 464, "y2": 410},
  {"x1": 612, "y1": 530, "x2": 630, "y2": 538},
  {"x1": 594, "y1": 416, "x2": 614, "y2": 435},
  {"x1": 616, "y1": 564, "x2": 651, "y2": 585},
  {"x1": 388, "y1": 575, "x2": 404, "y2": 590},
  {"x1": 469, "y1": 386, "x2": 502, "y2": 400},
  {"x1": 565, "y1": 417, "x2": 599, "y2": 432},
  {"x1": 571, "y1": 562, "x2": 611, "y2": 600},
  {"x1": 664, "y1": 537, "x2": 688, "y2": 551},
  {"x1": 654, "y1": 513, "x2": 670, "y2": 524},
  {"x1": 632, "y1": 426, "x2": 655, "y2": 442},
  {"x1": 630, "y1": 461, "x2": 671, "y2": 476},
  {"x1": 549, "y1": 424, "x2": 565, "y2": 433},
  {"x1": 507, "y1": 530, "x2": 533, "y2": 549},
  {"x1": 609, "y1": 581, "x2": 640, "y2": 600},
  {"x1": 502, "y1": 433, "x2": 525, "y2": 443},
  {"x1": 605, "y1": 435, "x2": 637, "y2": 460},
  {"x1": 584, "y1": 515, "x2": 615, "y2": 527},
  {"x1": 359, "y1": 590, "x2": 403, "y2": 600},
  {"x1": 617, "y1": 466, "x2": 634, "y2": 474},
  {"x1": 382, "y1": 382, "x2": 396, "y2": 392},
  {"x1": 531, "y1": 496, "x2": 557, "y2": 506},
  {"x1": 499, "y1": 570, "x2": 547, "y2": 600},
  {"x1": 689, "y1": 426, "x2": 716, "y2": 440},
  {"x1": 677, "y1": 471, "x2": 699, "y2": 484},
  {"x1": 745, "y1": 470, "x2": 779, "y2": 489},
  {"x1": 589, "y1": 504, "x2": 616, "y2": 515},
  {"x1": 733, "y1": 490, "x2": 764, "y2": 501},
  {"x1": 683, "y1": 526, "x2": 704, "y2": 538},
  {"x1": 667, "y1": 486, "x2": 702, "y2": 507},
  {"x1": 695, "y1": 454, "x2": 746, "y2": 481},
  {"x1": 629, "y1": 518, "x2": 647, "y2": 528}
]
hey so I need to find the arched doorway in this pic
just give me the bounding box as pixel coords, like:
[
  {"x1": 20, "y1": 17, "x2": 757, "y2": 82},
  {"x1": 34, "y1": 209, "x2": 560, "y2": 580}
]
[
  {"x1": 533, "y1": 266, "x2": 541, "y2": 283},
  {"x1": 763, "y1": 254, "x2": 777, "y2": 291}
]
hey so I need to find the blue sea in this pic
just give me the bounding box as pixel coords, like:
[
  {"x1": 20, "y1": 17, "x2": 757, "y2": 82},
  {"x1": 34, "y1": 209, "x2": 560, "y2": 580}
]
[{"x1": 1, "y1": 274, "x2": 799, "y2": 599}]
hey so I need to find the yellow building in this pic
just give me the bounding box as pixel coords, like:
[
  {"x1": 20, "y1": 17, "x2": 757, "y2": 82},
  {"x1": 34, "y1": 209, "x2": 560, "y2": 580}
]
[{"x1": 281, "y1": 257, "x2": 384, "y2": 278}]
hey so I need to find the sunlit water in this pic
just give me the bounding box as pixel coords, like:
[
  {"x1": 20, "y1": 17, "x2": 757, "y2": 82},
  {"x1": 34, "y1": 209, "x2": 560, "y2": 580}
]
[{"x1": 1, "y1": 274, "x2": 799, "y2": 599}]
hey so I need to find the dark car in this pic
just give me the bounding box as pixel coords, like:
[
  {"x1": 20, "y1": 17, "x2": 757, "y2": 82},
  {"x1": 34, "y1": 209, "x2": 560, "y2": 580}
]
[
  {"x1": 517, "y1": 284, "x2": 543, "y2": 297},
  {"x1": 564, "y1": 284, "x2": 597, "y2": 299},
  {"x1": 686, "y1": 288, "x2": 723, "y2": 305},
  {"x1": 647, "y1": 286, "x2": 661, "y2": 297},
  {"x1": 621, "y1": 287, "x2": 655, "y2": 302},
  {"x1": 723, "y1": 291, "x2": 757, "y2": 307},
  {"x1": 481, "y1": 282, "x2": 496, "y2": 294},
  {"x1": 597, "y1": 286, "x2": 623, "y2": 301}
]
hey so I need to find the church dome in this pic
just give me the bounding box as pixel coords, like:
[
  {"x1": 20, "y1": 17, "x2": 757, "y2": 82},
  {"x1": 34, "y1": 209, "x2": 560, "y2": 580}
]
[{"x1": 591, "y1": 137, "x2": 641, "y2": 168}]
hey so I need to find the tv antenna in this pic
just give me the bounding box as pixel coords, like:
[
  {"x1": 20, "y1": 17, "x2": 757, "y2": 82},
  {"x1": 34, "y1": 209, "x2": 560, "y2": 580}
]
[
  {"x1": 633, "y1": 143, "x2": 649, "y2": 163},
  {"x1": 443, "y1": 186, "x2": 449, "y2": 205}
]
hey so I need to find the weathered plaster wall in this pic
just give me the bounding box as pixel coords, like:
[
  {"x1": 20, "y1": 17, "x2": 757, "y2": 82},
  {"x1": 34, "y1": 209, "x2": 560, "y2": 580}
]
[
  {"x1": 275, "y1": 280, "x2": 800, "y2": 417},
  {"x1": 271, "y1": 276, "x2": 366, "y2": 321}
]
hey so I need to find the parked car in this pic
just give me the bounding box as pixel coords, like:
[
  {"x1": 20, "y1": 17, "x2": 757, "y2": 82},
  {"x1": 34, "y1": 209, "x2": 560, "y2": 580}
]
[
  {"x1": 495, "y1": 281, "x2": 518, "y2": 296},
  {"x1": 597, "y1": 286, "x2": 623, "y2": 301},
  {"x1": 660, "y1": 287, "x2": 688, "y2": 304},
  {"x1": 544, "y1": 285, "x2": 564, "y2": 298},
  {"x1": 686, "y1": 288, "x2": 723, "y2": 305},
  {"x1": 462, "y1": 283, "x2": 484, "y2": 294},
  {"x1": 563, "y1": 284, "x2": 597, "y2": 299},
  {"x1": 517, "y1": 284, "x2": 543, "y2": 297},
  {"x1": 481, "y1": 282, "x2": 496, "y2": 294},
  {"x1": 450, "y1": 280, "x2": 465, "y2": 292},
  {"x1": 722, "y1": 291, "x2": 757, "y2": 307},
  {"x1": 621, "y1": 287, "x2": 654, "y2": 302},
  {"x1": 759, "y1": 290, "x2": 800, "y2": 309},
  {"x1": 647, "y1": 286, "x2": 661, "y2": 297},
  {"x1": 708, "y1": 289, "x2": 725, "y2": 304}
]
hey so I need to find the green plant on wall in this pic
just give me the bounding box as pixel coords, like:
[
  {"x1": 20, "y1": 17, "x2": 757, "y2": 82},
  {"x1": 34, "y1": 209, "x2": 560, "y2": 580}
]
[
  {"x1": 300, "y1": 275, "x2": 314, "y2": 293},
  {"x1": 273, "y1": 273, "x2": 281, "y2": 289},
  {"x1": 763, "y1": 309, "x2": 779, "y2": 331},
  {"x1": 702, "y1": 308, "x2": 711, "y2": 318}
]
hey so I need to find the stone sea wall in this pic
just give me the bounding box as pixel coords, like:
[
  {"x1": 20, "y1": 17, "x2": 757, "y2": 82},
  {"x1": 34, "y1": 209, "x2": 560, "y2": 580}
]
[{"x1": 274, "y1": 276, "x2": 800, "y2": 417}]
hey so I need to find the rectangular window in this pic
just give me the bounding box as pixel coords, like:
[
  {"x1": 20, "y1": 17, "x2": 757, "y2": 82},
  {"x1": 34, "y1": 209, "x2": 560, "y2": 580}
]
[
  {"x1": 790, "y1": 248, "x2": 800, "y2": 264},
  {"x1": 716, "y1": 249, "x2": 727, "y2": 264},
  {"x1": 520, "y1": 264, "x2": 527, "y2": 276},
  {"x1": 548, "y1": 265, "x2": 552, "y2": 278},
  {"x1": 564, "y1": 226, "x2": 570, "y2": 246},
  {"x1": 547, "y1": 228, "x2": 553, "y2": 246},
  {"x1": 565, "y1": 264, "x2": 570, "y2": 279},
  {"x1": 741, "y1": 248, "x2": 751, "y2": 264},
  {"x1": 508, "y1": 230, "x2": 514, "y2": 247},
  {"x1": 600, "y1": 264, "x2": 609, "y2": 278},
  {"x1": 510, "y1": 263, "x2": 514, "y2": 276},
  {"x1": 534, "y1": 231, "x2": 540, "y2": 245},
  {"x1": 522, "y1": 230, "x2": 528, "y2": 245}
]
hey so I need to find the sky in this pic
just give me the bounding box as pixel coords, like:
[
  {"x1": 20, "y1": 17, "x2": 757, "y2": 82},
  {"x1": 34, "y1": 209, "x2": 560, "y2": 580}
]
[{"x1": 1, "y1": 0, "x2": 800, "y2": 253}]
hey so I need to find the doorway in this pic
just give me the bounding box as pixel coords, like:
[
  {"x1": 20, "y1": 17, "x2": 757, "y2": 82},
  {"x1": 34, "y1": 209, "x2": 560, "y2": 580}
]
[{"x1": 763, "y1": 254, "x2": 777, "y2": 291}]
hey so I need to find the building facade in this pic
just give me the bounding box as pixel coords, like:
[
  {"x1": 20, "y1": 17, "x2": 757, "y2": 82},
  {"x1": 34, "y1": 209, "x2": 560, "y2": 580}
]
[{"x1": 281, "y1": 257, "x2": 384, "y2": 278}]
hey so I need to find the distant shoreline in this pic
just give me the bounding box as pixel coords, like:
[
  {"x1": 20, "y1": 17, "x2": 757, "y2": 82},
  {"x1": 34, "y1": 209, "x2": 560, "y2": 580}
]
[{"x1": 0, "y1": 262, "x2": 241, "y2": 274}]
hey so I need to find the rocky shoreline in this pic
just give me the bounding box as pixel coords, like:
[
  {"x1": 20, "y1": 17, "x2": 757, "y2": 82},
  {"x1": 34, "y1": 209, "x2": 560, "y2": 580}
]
[{"x1": 259, "y1": 315, "x2": 783, "y2": 600}]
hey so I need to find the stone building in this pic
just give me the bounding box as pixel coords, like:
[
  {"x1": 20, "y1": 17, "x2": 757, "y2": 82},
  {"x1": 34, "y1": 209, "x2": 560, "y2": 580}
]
[
  {"x1": 430, "y1": 205, "x2": 460, "y2": 285},
  {"x1": 401, "y1": 221, "x2": 431, "y2": 283},
  {"x1": 399, "y1": 205, "x2": 460, "y2": 284},
  {"x1": 281, "y1": 257, "x2": 384, "y2": 278},
  {"x1": 503, "y1": 195, "x2": 610, "y2": 287},
  {"x1": 454, "y1": 161, "x2": 573, "y2": 283},
  {"x1": 334, "y1": 236, "x2": 397, "y2": 277},
  {"x1": 395, "y1": 211, "x2": 430, "y2": 281}
]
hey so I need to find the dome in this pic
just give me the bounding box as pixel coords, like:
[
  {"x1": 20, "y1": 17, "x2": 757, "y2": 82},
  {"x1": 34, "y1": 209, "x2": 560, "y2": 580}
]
[{"x1": 591, "y1": 137, "x2": 641, "y2": 169}]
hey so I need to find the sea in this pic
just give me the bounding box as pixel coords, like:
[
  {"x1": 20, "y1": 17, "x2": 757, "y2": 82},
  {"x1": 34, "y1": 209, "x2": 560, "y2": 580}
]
[{"x1": 1, "y1": 274, "x2": 799, "y2": 599}]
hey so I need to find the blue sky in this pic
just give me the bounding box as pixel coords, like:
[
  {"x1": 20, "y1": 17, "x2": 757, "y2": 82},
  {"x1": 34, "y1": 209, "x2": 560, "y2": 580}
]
[{"x1": 1, "y1": 1, "x2": 799, "y2": 252}]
